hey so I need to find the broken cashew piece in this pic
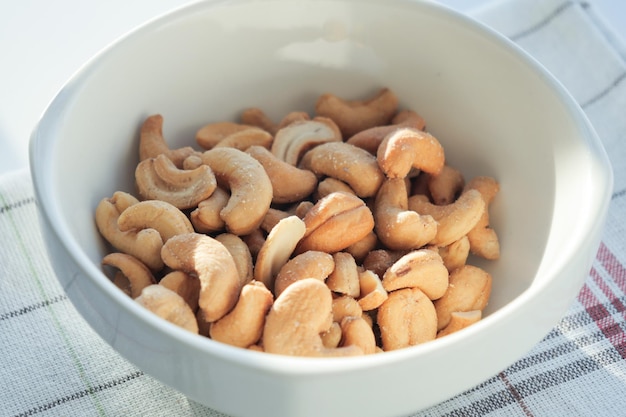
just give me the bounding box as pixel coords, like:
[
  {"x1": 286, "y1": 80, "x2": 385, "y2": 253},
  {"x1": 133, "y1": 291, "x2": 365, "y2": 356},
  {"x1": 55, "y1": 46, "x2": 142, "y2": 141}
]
[
  {"x1": 296, "y1": 192, "x2": 375, "y2": 254},
  {"x1": 161, "y1": 233, "x2": 241, "y2": 323},
  {"x1": 273, "y1": 250, "x2": 335, "y2": 297},
  {"x1": 139, "y1": 114, "x2": 198, "y2": 168},
  {"x1": 408, "y1": 189, "x2": 485, "y2": 247},
  {"x1": 254, "y1": 215, "x2": 307, "y2": 291},
  {"x1": 300, "y1": 141, "x2": 384, "y2": 198},
  {"x1": 246, "y1": 145, "x2": 318, "y2": 204},
  {"x1": 382, "y1": 249, "x2": 449, "y2": 300},
  {"x1": 271, "y1": 117, "x2": 342, "y2": 166},
  {"x1": 101, "y1": 252, "x2": 156, "y2": 299},
  {"x1": 374, "y1": 178, "x2": 437, "y2": 250},
  {"x1": 117, "y1": 199, "x2": 194, "y2": 242},
  {"x1": 95, "y1": 193, "x2": 164, "y2": 271},
  {"x1": 315, "y1": 88, "x2": 399, "y2": 138},
  {"x1": 377, "y1": 287, "x2": 437, "y2": 351},
  {"x1": 357, "y1": 269, "x2": 388, "y2": 311},
  {"x1": 377, "y1": 127, "x2": 445, "y2": 178},
  {"x1": 135, "y1": 154, "x2": 217, "y2": 209},
  {"x1": 437, "y1": 310, "x2": 482, "y2": 338},
  {"x1": 210, "y1": 281, "x2": 274, "y2": 348},
  {"x1": 263, "y1": 278, "x2": 363, "y2": 357},
  {"x1": 201, "y1": 147, "x2": 273, "y2": 235}
]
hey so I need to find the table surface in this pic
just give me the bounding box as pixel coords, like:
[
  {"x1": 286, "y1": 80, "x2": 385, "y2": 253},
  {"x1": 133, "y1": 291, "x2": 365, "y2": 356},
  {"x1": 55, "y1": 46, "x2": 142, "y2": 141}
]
[{"x1": 1, "y1": 0, "x2": 625, "y2": 176}]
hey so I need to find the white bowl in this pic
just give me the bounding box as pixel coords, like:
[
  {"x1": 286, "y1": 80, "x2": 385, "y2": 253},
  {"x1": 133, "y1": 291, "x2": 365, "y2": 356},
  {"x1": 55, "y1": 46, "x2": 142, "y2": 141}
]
[{"x1": 29, "y1": 1, "x2": 613, "y2": 416}]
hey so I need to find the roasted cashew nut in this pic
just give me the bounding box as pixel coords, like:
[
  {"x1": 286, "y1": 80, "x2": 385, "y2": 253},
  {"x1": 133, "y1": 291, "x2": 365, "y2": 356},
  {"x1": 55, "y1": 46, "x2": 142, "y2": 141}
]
[
  {"x1": 161, "y1": 233, "x2": 242, "y2": 323},
  {"x1": 428, "y1": 165, "x2": 465, "y2": 205},
  {"x1": 95, "y1": 192, "x2": 164, "y2": 271},
  {"x1": 315, "y1": 88, "x2": 399, "y2": 138},
  {"x1": 254, "y1": 215, "x2": 306, "y2": 290},
  {"x1": 246, "y1": 145, "x2": 318, "y2": 204},
  {"x1": 271, "y1": 117, "x2": 342, "y2": 166},
  {"x1": 296, "y1": 192, "x2": 375, "y2": 254},
  {"x1": 135, "y1": 154, "x2": 217, "y2": 209},
  {"x1": 326, "y1": 252, "x2": 360, "y2": 298},
  {"x1": 263, "y1": 278, "x2": 363, "y2": 357},
  {"x1": 299, "y1": 141, "x2": 384, "y2": 198},
  {"x1": 464, "y1": 176, "x2": 501, "y2": 260},
  {"x1": 377, "y1": 287, "x2": 437, "y2": 351},
  {"x1": 381, "y1": 249, "x2": 449, "y2": 300},
  {"x1": 189, "y1": 187, "x2": 230, "y2": 233},
  {"x1": 273, "y1": 250, "x2": 335, "y2": 297},
  {"x1": 346, "y1": 110, "x2": 426, "y2": 155},
  {"x1": 438, "y1": 235, "x2": 471, "y2": 272},
  {"x1": 201, "y1": 147, "x2": 273, "y2": 235},
  {"x1": 215, "y1": 233, "x2": 254, "y2": 287},
  {"x1": 340, "y1": 316, "x2": 377, "y2": 355},
  {"x1": 210, "y1": 281, "x2": 274, "y2": 348},
  {"x1": 377, "y1": 127, "x2": 445, "y2": 179},
  {"x1": 408, "y1": 189, "x2": 485, "y2": 247},
  {"x1": 196, "y1": 121, "x2": 270, "y2": 150},
  {"x1": 436, "y1": 310, "x2": 482, "y2": 338},
  {"x1": 159, "y1": 270, "x2": 201, "y2": 313},
  {"x1": 374, "y1": 178, "x2": 437, "y2": 250},
  {"x1": 101, "y1": 252, "x2": 156, "y2": 299},
  {"x1": 139, "y1": 114, "x2": 198, "y2": 168},
  {"x1": 357, "y1": 269, "x2": 388, "y2": 311},
  {"x1": 240, "y1": 107, "x2": 310, "y2": 135},
  {"x1": 136, "y1": 284, "x2": 199, "y2": 333},
  {"x1": 433, "y1": 265, "x2": 492, "y2": 331},
  {"x1": 117, "y1": 199, "x2": 194, "y2": 242}
]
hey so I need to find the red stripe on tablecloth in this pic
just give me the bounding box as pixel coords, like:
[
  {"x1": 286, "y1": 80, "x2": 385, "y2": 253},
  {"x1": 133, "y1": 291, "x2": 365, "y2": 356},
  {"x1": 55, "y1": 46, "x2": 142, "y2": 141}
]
[
  {"x1": 577, "y1": 268, "x2": 626, "y2": 360},
  {"x1": 596, "y1": 242, "x2": 626, "y2": 293},
  {"x1": 497, "y1": 372, "x2": 535, "y2": 417}
]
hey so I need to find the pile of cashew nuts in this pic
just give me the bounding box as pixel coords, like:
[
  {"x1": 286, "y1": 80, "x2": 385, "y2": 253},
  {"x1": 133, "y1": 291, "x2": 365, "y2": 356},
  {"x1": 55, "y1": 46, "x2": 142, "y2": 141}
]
[{"x1": 95, "y1": 88, "x2": 500, "y2": 357}]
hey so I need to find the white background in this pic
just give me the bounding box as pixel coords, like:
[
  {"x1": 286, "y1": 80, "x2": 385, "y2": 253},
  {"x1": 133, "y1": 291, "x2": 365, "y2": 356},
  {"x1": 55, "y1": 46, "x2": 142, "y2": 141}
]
[{"x1": 1, "y1": 0, "x2": 624, "y2": 175}]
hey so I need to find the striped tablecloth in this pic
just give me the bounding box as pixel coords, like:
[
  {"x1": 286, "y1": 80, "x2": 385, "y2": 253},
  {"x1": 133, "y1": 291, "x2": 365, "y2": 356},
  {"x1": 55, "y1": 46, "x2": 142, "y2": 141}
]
[{"x1": 1, "y1": 0, "x2": 625, "y2": 415}]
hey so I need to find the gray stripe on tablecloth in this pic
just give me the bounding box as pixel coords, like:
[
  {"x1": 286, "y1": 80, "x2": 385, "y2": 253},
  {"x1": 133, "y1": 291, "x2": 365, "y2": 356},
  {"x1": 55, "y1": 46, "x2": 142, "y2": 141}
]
[
  {"x1": 611, "y1": 187, "x2": 626, "y2": 201},
  {"x1": 581, "y1": 71, "x2": 626, "y2": 108},
  {"x1": 509, "y1": 1, "x2": 574, "y2": 41},
  {"x1": 0, "y1": 196, "x2": 35, "y2": 215},
  {"x1": 0, "y1": 294, "x2": 68, "y2": 321},
  {"x1": 11, "y1": 371, "x2": 144, "y2": 417}
]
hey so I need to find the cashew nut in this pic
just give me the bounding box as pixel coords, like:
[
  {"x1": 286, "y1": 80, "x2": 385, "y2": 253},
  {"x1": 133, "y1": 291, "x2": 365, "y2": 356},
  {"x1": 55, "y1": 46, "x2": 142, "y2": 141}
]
[
  {"x1": 464, "y1": 176, "x2": 501, "y2": 260},
  {"x1": 428, "y1": 165, "x2": 465, "y2": 205},
  {"x1": 315, "y1": 177, "x2": 356, "y2": 201},
  {"x1": 300, "y1": 141, "x2": 384, "y2": 198},
  {"x1": 433, "y1": 265, "x2": 492, "y2": 330},
  {"x1": 201, "y1": 147, "x2": 273, "y2": 235},
  {"x1": 254, "y1": 215, "x2": 307, "y2": 290},
  {"x1": 260, "y1": 208, "x2": 290, "y2": 234},
  {"x1": 377, "y1": 287, "x2": 437, "y2": 351},
  {"x1": 196, "y1": 121, "x2": 270, "y2": 150},
  {"x1": 438, "y1": 235, "x2": 470, "y2": 272},
  {"x1": 344, "y1": 231, "x2": 378, "y2": 264},
  {"x1": 377, "y1": 127, "x2": 445, "y2": 179},
  {"x1": 95, "y1": 193, "x2": 164, "y2": 271},
  {"x1": 362, "y1": 249, "x2": 407, "y2": 280},
  {"x1": 136, "y1": 284, "x2": 199, "y2": 333},
  {"x1": 374, "y1": 178, "x2": 437, "y2": 250},
  {"x1": 135, "y1": 154, "x2": 217, "y2": 209},
  {"x1": 161, "y1": 233, "x2": 241, "y2": 322},
  {"x1": 240, "y1": 107, "x2": 310, "y2": 135},
  {"x1": 271, "y1": 117, "x2": 342, "y2": 166},
  {"x1": 215, "y1": 233, "x2": 254, "y2": 287},
  {"x1": 139, "y1": 114, "x2": 198, "y2": 168},
  {"x1": 326, "y1": 252, "x2": 360, "y2": 298},
  {"x1": 332, "y1": 295, "x2": 363, "y2": 323},
  {"x1": 436, "y1": 310, "x2": 482, "y2": 338},
  {"x1": 101, "y1": 252, "x2": 156, "y2": 299},
  {"x1": 381, "y1": 249, "x2": 449, "y2": 300},
  {"x1": 273, "y1": 250, "x2": 335, "y2": 297},
  {"x1": 263, "y1": 278, "x2": 363, "y2": 357},
  {"x1": 346, "y1": 110, "x2": 426, "y2": 155},
  {"x1": 321, "y1": 322, "x2": 343, "y2": 349},
  {"x1": 408, "y1": 189, "x2": 485, "y2": 247},
  {"x1": 315, "y1": 88, "x2": 398, "y2": 138},
  {"x1": 246, "y1": 145, "x2": 317, "y2": 204},
  {"x1": 209, "y1": 281, "x2": 274, "y2": 348},
  {"x1": 357, "y1": 268, "x2": 388, "y2": 311},
  {"x1": 189, "y1": 187, "x2": 229, "y2": 233},
  {"x1": 117, "y1": 199, "x2": 194, "y2": 242},
  {"x1": 159, "y1": 270, "x2": 201, "y2": 313},
  {"x1": 340, "y1": 316, "x2": 377, "y2": 355},
  {"x1": 296, "y1": 192, "x2": 375, "y2": 254}
]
